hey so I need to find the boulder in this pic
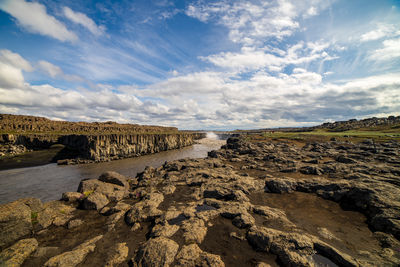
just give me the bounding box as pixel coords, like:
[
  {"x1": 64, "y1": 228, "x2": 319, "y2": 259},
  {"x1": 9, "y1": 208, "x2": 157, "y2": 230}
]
[
  {"x1": 105, "y1": 242, "x2": 129, "y2": 267},
  {"x1": 175, "y1": 244, "x2": 225, "y2": 267},
  {"x1": 0, "y1": 238, "x2": 38, "y2": 266},
  {"x1": 125, "y1": 192, "x2": 164, "y2": 224},
  {"x1": 61, "y1": 192, "x2": 83, "y2": 203},
  {"x1": 99, "y1": 171, "x2": 129, "y2": 188},
  {"x1": 150, "y1": 223, "x2": 180, "y2": 238},
  {"x1": 0, "y1": 200, "x2": 32, "y2": 249},
  {"x1": 82, "y1": 192, "x2": 109, "y2": 211},
  {"x1": 203, "y1": 185, "x2": 236, "y2": 200},
  {"x1": 299, "y1": 166, "x2": 323, "y2": 175},
  {"x1": 182, "y1": 218, "x2": 207, "y2": 244},
  {"x1": 44, "y1": 235, "x2": 103, "y2": 267},
  {"x1": 133, "y1": 237, "x2": 179, "y2": 267},
  {"x1": 37, "y1": 201, "x2": 75, "y2": 229},
  {"x1": 247, "y1": 226, "x2": 314, "y2": 266},
  {"x1": 232, "y1": 212, "x2": 255, "y2": 228},
  {"x1": 265, "y1": 179, "x2": 297, "y2": 193},
  {"x1": 77, "y1": 179, "x2": 126, "y2": 202}
]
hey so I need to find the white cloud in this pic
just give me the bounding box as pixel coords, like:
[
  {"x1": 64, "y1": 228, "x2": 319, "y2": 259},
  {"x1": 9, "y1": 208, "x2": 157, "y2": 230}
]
[
  {"x1": 132, "y1": 72, "x2": 226, "y2": 97},
  {"x1": 0, "y1": 0, "x2": 77, "y2": 42},
  {"x1": 0, "y1": 49, "x2": 33, "y2": 72},
  {"x1": 201, "y1": 42, "x2": 336, "y2": 72},
  {"x1": 0, "y1": 62, "x2": 26, "y2": 89},
  {"x1": 360, "y1": 23, "x2": 400, "y2": 42},
  {"x1": 38, "y1": 60, "x2": 63, "y2": 78},
  {"x1": 37, "y1": 60, "x2": 84, "y2": 82},
  {"x1": 370, "y1": 38, "x2": 400, "y2": 61},
  {"x1": 0, "y1": 50, "x2": 32, "y2": 89},
  {"x1": 63, "y1": 6, "x2": 105, "y2": 36},
  {"x1": 186, "y1": 0, "x2": 332, "y2": 44}
]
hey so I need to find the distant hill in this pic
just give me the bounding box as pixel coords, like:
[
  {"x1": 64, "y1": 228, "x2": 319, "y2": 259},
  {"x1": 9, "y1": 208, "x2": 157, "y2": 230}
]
[
  {"x1": 0, "y1": 114, "x2": 177, "y2": 134},
  {"x1": 314, "y1": 116, "x2": 400, "y2": 132},
  {"x1": 236, "y1": 115, "x2": 400, "y2": 133}
]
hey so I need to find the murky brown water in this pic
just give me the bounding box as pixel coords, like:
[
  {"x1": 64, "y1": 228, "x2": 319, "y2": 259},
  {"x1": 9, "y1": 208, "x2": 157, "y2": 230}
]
[
  {"x1": 249, "y1": 191, "x2": 382, "y2": 259},
  {"x1": 0, "y1": 138, "x2": 225, "y2": 204}
]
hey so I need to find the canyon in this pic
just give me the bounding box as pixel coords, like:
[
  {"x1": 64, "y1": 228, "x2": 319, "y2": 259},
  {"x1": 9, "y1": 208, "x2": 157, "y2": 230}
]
[{"x1": 0, "y1": 114, "x2": 205, "y2": 165}]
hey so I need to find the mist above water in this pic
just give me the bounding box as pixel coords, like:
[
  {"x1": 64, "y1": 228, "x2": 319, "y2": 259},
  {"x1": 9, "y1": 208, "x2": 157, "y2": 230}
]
[{"x1": 206, "y1": 132, "x2": 219, "y2": 140}]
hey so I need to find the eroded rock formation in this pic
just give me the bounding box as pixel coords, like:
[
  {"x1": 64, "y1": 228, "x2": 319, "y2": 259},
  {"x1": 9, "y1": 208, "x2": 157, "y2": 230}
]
[{"x1": 0, "y1": 114, "x2": 205, "y2": 162}]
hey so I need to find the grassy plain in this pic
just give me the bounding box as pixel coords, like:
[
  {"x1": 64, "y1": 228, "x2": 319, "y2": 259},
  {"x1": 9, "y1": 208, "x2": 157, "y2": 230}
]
[{"x1": 246, "y1": 125, "x2": 400, "y2": 144}]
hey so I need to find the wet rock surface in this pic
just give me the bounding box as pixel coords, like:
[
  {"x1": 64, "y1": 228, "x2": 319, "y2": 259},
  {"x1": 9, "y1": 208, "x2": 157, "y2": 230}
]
[{"x1": 1, "y1": 136, "x2": 400, "y2": 266}]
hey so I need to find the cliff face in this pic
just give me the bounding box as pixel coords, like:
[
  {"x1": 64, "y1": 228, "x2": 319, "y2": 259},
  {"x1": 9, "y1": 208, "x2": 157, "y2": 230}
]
[
  {"x1": 0, "y1": 132, "x2": 206, "y2": 162},
  {"x1": 0, "y1": 114, "x2": 205, "y2": 163},
  {"x1": 60, "y1": 133, "x2": 205, "y2": 162}
]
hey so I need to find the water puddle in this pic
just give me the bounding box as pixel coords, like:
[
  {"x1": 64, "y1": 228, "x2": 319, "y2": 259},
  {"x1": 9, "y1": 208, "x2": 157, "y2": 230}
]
[
  {"x1": 168, "y1": 214, "x2": 187, "y2": 225},
  {"x1": 311, "y1": 254, "x2": 338, "y2": 267},
  {"x1": 166, "y1": 204, "x2": 216, "y2": 226},
  {"x1": 158, "y1": 186, "x2": 195, "y2": 211},
  {"x1": 249, "y1": 191, "x2": 381, "y2": 258},
  {"x1": 195, "y1": 204, "x2": 217, "y2": 212},
  {"x1": 200, "y1": 217, "x2": 278, "y2": 267}
]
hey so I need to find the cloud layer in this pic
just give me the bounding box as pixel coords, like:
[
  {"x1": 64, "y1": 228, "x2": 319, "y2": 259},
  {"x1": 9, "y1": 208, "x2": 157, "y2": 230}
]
[{"x1": 0, "y1": 0, "x2": 399, "y2": 129}]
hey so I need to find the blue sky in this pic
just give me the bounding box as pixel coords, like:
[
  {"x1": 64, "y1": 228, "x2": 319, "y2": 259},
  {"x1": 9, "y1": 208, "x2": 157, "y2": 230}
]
[{"x1": 0, "y1": 0, "x2": 399, "y2": 130}]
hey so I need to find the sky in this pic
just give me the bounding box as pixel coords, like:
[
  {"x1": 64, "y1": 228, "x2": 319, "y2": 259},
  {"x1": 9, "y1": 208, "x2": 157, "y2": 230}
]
[{"x1": 0, "y1": 0, "x2": 399, "y2": 130}]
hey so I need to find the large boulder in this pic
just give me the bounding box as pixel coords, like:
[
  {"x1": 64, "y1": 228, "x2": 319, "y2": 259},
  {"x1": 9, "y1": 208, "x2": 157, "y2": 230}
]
[
  {"x1": 77, "y1": 179, "x2": 126, "y2": 202},
  {"x1": 105, "y1": 242, "x2": 129, "y2": 267},
  {"x1": 44, "y1": 235, "x2": 103, "y2": 267},
  {"x1": 82, "y1": 192, "x2": 109, "y2": 211},
  {"x1": 133, "y1": 237, "x2": 179, "y2": 267},
  {"x1": 0, "y1": 200, "x2": 32, "y2": 249},
  {"x1": 37, "y1": 201, "x2": 75, "y2": 229},
  {"x1": 0, "y1": 238, "x2": 38, "y2": 266},
  {"x1": 98, "y1": 171, "x2": 129, "y2": 188},
  {"x1": 265, "y1": 178, "x2": 297, "y2": 193},
  {"x1": 181, "y1": 218, "x2": 207, "y2": 244},
  {"x1": 125, "y1": 192, "x2": 164, "y2": 224},
  {"x1": 175, "y1": 244, "x2": 225, "y2": 267}
]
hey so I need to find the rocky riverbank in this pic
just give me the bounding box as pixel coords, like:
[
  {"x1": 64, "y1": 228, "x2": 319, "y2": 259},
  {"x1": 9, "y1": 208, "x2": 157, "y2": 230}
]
[{"x1": 1, "y1": 136, "x2": 399, "y2": 266}]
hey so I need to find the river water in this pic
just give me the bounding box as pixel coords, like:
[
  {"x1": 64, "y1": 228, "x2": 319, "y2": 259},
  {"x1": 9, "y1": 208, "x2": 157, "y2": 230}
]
[{"x1": 0, "y1": 136, "x2": 225, "y2": 204}]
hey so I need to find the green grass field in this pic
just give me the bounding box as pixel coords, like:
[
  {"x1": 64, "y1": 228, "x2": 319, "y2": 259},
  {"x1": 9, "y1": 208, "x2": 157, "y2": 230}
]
[{"x1": 255, "y1": 127, "x2": 400, "y2": 143}]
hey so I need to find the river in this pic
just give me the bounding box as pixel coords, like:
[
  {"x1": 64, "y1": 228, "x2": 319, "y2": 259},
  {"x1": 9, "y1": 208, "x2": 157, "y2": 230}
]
[{"x1": 0, "y1": 135, "x2": 225, "y2": 204}]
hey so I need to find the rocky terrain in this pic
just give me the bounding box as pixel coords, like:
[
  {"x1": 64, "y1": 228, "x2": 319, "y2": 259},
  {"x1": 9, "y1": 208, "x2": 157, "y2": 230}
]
[{"x1": 1, "y1": 136, "x2": 400, "y2": 266}]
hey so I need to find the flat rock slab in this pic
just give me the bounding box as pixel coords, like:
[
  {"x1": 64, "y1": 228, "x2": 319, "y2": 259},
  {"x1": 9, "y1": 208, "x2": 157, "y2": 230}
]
[{"x1": 0, "y1": 200, "x2": 33, "y2": 249}]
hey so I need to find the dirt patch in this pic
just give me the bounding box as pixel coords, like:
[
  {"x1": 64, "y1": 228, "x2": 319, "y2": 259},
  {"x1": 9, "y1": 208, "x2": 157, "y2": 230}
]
[{"x1": 200, "y1": 217, "x2": 278, "y2": 267}]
